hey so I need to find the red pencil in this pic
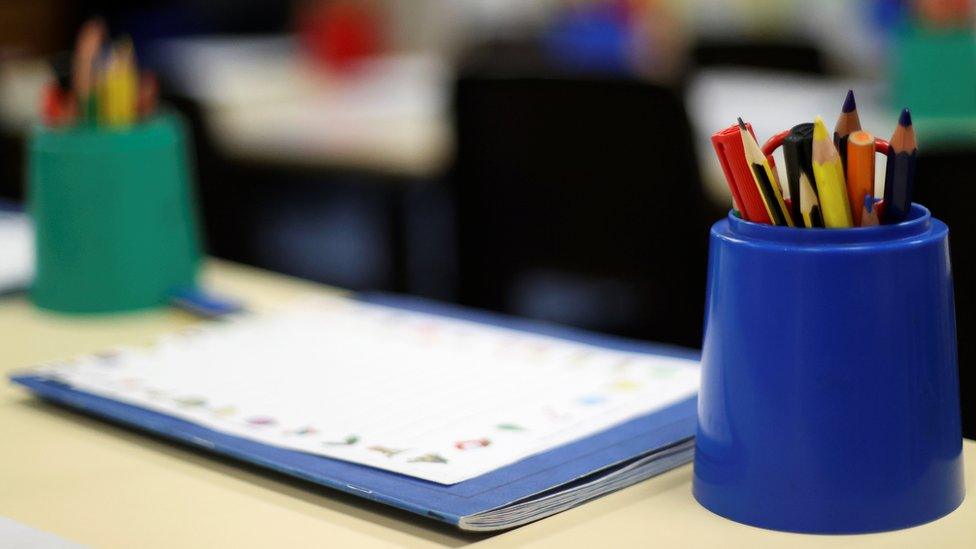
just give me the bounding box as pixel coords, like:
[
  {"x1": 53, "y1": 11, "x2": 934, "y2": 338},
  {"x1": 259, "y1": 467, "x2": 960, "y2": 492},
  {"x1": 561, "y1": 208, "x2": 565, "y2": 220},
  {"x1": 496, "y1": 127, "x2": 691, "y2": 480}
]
[{"x1": 137, "y1": 71, "x2": 159, "y2": 119}]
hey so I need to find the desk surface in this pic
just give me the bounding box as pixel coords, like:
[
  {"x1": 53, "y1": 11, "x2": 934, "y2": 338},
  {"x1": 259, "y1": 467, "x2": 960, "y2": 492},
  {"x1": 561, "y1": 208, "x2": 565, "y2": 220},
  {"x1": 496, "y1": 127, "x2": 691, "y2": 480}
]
[{"x1": 1, "y1": 260, "x2": 973, "y2": 548}]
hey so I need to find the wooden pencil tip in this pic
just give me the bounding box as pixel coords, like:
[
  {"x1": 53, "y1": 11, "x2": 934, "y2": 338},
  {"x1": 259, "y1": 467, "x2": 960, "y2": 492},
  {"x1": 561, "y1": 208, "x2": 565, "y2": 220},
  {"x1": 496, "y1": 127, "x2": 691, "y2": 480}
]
[
  {"x1": 737, "y1": 117, "x2": 746, "y2": 130},
  {"x1": 899, "y1": 108, "x2": 912, "y2": 127},
  {"x1": 843, "y1": 89, "x2": 856, "y2": 113},
  {"x1": 79, "y1": 16, "x2": 107, "y2": 38},
  {"x1": 813, "y1": 116, "x2": 828, "y2": 140},
  {"x1": 864, "y1": 194, "x2": 875, "y2": 213}
]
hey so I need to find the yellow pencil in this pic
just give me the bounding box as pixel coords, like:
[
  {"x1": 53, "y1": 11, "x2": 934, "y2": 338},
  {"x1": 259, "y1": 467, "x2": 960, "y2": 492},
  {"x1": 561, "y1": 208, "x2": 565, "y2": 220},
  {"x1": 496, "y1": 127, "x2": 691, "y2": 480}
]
[
  {"x1": 798, "y1": 172, "x2": 823, "y2": 228},
  {"x1": 812, "y1": 116, "x2": 853, "y2": 228},
  {"x1": 738, "y1": 118, "x2": 793, "y2": 226},
  {"x1": 99, "y1": 39, "x2": 138, "y2": 127}
]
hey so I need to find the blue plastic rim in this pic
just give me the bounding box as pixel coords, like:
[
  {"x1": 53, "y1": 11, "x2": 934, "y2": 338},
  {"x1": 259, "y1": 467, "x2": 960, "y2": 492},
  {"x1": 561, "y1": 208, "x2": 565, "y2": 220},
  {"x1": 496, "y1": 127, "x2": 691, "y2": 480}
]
[{"x1": 694, "y1": 204, "x2": 965, "y2": 534}]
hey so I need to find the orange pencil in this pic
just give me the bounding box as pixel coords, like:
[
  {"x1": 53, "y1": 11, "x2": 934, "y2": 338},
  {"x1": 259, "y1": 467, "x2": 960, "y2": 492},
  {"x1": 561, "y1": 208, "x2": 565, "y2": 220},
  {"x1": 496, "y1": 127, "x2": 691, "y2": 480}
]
[
  {"x1": 72, "y1": 18, "x2": 106, "y2": 122},
  {"x1": 846, "y1": 130, "x2": 875, "y2": 226}
]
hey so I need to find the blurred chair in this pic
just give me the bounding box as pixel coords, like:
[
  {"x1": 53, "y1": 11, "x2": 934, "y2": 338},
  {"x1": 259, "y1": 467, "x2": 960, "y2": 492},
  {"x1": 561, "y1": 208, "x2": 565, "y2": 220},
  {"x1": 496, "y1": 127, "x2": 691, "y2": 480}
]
[
  {"x1": 913, "y1": 150, "x2": 976, "y2": 439},
  {"x1": 690, "y1": 38, "x2": 828, "y2": 75},
  {"x1": 452, "y1": 74, "x2": 711, "y2": 348},
  {"x1": 164, "y1": 93, "x2": 408, "y2": 293}
]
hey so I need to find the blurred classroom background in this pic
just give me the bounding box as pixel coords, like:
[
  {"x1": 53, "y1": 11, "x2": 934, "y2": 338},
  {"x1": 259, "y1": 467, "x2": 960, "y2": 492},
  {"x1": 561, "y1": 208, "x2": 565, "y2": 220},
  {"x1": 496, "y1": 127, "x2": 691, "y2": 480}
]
[{"x1": 1, "y1": 0, "x2": 974, "y2": 437}]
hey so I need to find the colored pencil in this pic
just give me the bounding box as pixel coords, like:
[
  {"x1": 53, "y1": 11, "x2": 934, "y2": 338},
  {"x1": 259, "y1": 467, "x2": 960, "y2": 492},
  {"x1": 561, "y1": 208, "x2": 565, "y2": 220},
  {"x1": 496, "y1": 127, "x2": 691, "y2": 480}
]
[
  {"x1": 739, "y1": 117, "x2": 793, "y2": 226},
  {"x1": 137, "y1": 71, "x2": 159, "y2": 120},
  {"x1": 783, "y1": 123, "x2": 815, "y2": 226},
  {"x1": 798, "y1": 168, "x2": 824, "y2": 228},
  {"x1": 882, "y1": 109, "x2": 918, "y2": 223},
  {"x1": 72, "y1": 18, "x2": 105, "y2": 124},
  {"x1": 834, "y1": 89, "x2": 862, "y2": 172},
  {"x1": 45, "y1": 21, "x2": 157, "y2": 128},
  {"x1": 99, "y1": 38, "x2": 138, "y2": 127},
  {"x1": 861, "y1": 195, "x2": 880, "y2": 226},
  {"x1": 846, "y1": 130, "x2": 875, "y2": 226},
  {"x1": 44, "y1": 52, "x2": 76, "y2": 126},
  {"x1": 118, "y1": 38, "x2": 138, "y2": 123},
  {"x1": 812, "y1": 116, "x2": 853, "y2": 228}
]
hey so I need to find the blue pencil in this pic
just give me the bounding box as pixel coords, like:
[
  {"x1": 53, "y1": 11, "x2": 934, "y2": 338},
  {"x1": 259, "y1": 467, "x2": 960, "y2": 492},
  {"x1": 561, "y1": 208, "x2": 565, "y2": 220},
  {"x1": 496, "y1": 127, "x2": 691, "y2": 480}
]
[{"x1": 882, "y1": 109, "x2": 917, "y2": 223}]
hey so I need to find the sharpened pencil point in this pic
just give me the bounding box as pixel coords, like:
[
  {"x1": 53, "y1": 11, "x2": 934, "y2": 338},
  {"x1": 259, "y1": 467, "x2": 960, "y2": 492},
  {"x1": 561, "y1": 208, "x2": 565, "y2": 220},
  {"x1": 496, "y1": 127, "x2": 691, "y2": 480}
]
[
  {"x1": 737, "y1": 117, "x2": 746, "y2": 131},
  {"x1": 813, "y1": 116, "x2": 828, "y2": 141},
  {"x1": 864, "y1": 194, "x2": 875, "y2": 213},
  {"x1": 899, "y1": 108, "x2": 912, "y2": 127},
  {"x1": 843, "y1": 89, "x2": 856, "y2": 113}
]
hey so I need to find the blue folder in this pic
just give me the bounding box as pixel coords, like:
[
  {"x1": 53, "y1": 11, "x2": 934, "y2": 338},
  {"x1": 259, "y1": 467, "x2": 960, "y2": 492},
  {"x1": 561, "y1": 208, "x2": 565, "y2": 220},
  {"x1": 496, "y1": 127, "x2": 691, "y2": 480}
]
[{"x1": 10, "y1": 293, "x2": 699, "y2": 531}]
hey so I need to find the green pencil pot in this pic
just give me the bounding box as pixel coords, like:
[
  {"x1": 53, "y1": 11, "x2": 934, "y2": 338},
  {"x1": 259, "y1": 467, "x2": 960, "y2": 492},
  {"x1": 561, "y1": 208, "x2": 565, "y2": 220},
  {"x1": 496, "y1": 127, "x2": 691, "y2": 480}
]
[
  {"x1": 892, "y1": 23, "x2": 976, "y2": 119},
  {"x1": 28, "y1": 113, "x2": 202, "y2": 313}
]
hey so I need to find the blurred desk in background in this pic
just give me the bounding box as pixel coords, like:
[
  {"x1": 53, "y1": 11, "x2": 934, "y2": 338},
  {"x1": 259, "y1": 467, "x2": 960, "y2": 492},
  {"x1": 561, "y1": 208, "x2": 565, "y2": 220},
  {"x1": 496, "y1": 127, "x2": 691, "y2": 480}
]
[
  {"x1": 155, "y1": 36, "x2": 452, "y2": 178},
  {"x1": 1, "y1": 259, "x2": 975, "y2": 548},
  {"x1": 150, "y1": 36, "x2": 455, "y2": 298}
]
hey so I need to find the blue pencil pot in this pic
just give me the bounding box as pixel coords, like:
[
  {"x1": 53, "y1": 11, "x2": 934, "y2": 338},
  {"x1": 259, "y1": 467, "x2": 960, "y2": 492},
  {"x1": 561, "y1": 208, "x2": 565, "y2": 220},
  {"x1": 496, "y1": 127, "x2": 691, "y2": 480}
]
[{"x1": 694, "y1": 204, "x2": 965, "y2": 534}]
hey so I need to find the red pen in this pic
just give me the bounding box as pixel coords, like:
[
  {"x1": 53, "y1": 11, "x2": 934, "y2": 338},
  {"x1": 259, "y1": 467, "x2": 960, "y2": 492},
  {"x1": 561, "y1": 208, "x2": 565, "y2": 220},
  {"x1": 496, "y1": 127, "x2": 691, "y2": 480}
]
[
  {"x1": 41, "y1": 82, "x2": 76, "y2": 127},
  {"x1": 712, "y1": 122, "x2": 771, "y2": 224}
]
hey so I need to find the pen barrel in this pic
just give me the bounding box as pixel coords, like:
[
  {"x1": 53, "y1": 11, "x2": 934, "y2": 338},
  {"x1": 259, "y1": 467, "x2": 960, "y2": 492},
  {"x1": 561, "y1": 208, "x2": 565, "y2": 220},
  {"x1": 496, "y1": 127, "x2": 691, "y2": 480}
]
[
  {"x1": 694, "y1": 204, "x2": 965, "y2": 534},
  {"x1": 782, "y1": 124, "x2": 814, "y2": 225},
  {"x1": 28, "y1": 112, "x2": 201, "y2": 313},
  {"x1": 712, "y1": 123, "x2": 771, "y2": 224}
]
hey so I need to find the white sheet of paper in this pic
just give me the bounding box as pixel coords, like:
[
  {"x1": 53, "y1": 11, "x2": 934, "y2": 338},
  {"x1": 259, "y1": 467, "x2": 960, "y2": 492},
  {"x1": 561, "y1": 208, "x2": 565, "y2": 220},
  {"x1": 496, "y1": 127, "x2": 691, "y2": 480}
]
[
  {"x1": 0, "y1": 210, "x2": 33, "y2": 293},
  {"x1": 29, "y1": 296, "x2": 699, "y2": 484},
  {"x1": 0, "y1": 517, "x2": 83, "y2": 549}
]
